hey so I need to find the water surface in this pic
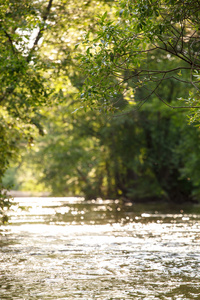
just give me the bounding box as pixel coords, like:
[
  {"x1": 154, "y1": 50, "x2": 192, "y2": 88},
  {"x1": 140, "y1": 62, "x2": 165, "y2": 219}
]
[{"x1": 0, "y1": 197, "x2": 200, "y2": 299}]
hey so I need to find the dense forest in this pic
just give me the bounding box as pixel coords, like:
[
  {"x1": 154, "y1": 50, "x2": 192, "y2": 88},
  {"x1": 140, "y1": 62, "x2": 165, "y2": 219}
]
[{"x1": 1, "y1": 0, "x2": 200, "y2": 221}]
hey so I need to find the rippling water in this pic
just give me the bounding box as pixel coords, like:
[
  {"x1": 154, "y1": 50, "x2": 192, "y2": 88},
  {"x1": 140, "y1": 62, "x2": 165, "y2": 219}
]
[{"x1": 0, "y1": 197, "x2": 200, "y2": 299}]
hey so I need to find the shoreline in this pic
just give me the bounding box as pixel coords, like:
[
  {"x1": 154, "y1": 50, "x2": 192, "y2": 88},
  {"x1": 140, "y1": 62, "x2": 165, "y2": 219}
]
[{"x1": 7, "y1": 190, "x2": 50, "y2": 197}]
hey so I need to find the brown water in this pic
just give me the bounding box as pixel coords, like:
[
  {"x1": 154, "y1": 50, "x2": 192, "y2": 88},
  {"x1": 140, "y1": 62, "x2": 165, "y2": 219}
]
[{"x1": 0, "y1": 197, "x2": 200, "y2": 299}]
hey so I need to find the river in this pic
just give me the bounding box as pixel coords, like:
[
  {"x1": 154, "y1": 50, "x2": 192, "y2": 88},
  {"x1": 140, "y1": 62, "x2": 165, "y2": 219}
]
[{"x1": 0, "y1": 197, "x2": 200, "y2": 299}]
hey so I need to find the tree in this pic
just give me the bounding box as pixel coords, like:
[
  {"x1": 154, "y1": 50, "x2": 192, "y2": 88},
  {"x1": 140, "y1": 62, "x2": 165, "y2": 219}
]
[
  {"x1": 3, "y1": 0, "x2": 200, "y2": 206},
  {"x1": 12, "y1": 70, "x2": 200, "y2": 203},
  {"x1": 0, "y1": 0, "x2": 115, "y2": 221},
  {"x1": 0, "y1": 0, "x2": 56, "y2": 221},
  {"x1": 79, "y1": 0, "x2": 200, "y2": 113}
]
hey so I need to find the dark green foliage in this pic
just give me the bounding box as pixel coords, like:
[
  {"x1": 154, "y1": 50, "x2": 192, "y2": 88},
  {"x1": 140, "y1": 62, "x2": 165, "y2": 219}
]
[{"x1": 18, "y1": 94, "x2": 200, "y2": 203}]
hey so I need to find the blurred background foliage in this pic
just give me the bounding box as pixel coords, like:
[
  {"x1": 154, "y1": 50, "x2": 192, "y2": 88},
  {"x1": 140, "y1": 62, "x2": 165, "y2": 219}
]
[{"x1": 1, "y1": 0, "x2": 200, "y2": 221}]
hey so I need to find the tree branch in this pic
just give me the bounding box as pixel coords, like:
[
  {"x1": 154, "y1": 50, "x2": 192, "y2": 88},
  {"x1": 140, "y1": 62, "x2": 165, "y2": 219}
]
[
  {"x1": 27, "y1": 0, "x2": 54, "y2": 61},
  {"x1": 0, "y1": 0, "x2": 54, "y2": 104},
  {"x1": 3, "y1": 29, "x2": 17, "y2": 54},
  {"x1": 154, "y1": 90, "x2": 200, "y2": 109}
]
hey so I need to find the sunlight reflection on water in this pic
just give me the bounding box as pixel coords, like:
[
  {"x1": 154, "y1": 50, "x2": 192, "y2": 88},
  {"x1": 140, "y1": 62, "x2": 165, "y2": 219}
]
[{"x1": 0, "y1": 197, "x2": 200, "y2": 299}]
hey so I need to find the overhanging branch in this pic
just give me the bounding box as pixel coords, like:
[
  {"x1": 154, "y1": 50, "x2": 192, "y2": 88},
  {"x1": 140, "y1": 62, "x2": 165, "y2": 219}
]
[{"x1": 27, "y1": 0, "x2": 54, "y2": 61}]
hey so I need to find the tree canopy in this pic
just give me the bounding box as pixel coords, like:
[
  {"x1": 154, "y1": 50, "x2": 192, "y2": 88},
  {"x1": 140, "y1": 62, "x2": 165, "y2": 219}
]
[
  {"x1": 1, "y1": 0, "x2": 200, "y2": 223},
  {"x1": 0, "y1": 0, "x2": 114, "y2": 220},
  {"x1": 79, "y1": 0, "x2": 200, "y2": 114}
]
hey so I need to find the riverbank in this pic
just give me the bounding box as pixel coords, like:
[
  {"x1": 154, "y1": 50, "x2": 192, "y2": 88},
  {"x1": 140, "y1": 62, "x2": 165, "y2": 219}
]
[{"x1": 7, "y1": 190, "x2": 50, "y2": 197}]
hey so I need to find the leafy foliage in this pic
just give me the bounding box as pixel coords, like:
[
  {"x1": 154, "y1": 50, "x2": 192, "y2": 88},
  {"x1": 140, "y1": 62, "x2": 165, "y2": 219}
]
[
  {"x1": 0, "y1": 0, "x2": 54, "y2": 221},
  {"x1": 2, "y1": 0, "x2": 200, "y2": 213},
  {"x1": 0, "y1": 0, "x2": 115, "y2": 220},
  {"x1": 79, "y1": 0, "x2": 200, "y2": 113}
]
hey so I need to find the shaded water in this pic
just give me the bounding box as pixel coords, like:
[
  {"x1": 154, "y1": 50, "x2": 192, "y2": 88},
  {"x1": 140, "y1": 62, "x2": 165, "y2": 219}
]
[{"x1": 0, "y1": 197, "x2": 200, "y2": 299}]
